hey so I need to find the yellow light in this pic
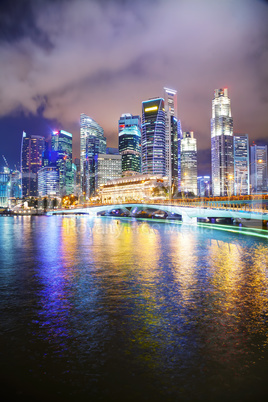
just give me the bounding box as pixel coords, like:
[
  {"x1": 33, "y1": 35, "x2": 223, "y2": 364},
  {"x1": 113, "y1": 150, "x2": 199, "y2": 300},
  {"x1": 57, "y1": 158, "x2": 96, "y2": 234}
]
[{"x1": 144, "y1": 106, "x2": 158, "y2": 112}]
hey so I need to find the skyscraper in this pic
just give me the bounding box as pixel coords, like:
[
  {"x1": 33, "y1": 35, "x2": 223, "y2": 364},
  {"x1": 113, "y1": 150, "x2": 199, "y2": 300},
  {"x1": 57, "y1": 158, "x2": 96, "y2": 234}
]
[
  {"x1": 233, "y1": 134, "x2": 249, "y2": 195},
  {"x1": 181, "y1": 131, "x2": 197, "y2": 195},
  {"x1": 197, "y1": 176, "x2": 211, "y2": 197},
  {"x1": 21, "y1": 131, "x2": 45, "y2": 197},
  {"x1": 51, "y1": 130, "x2": 73, "y2": 196},
  {"x1": 74, "y1": 158, "x2": 81, "y2": 195},
  {"x1": 211, "y1": 88, "x2": 234, "y2": 196},
  {"x1": 38, "y1": 166, "x2": 60, "y2": 197},
  {"x1": 164, "y1": 88, "x2": 179, "y2": 190},
  {"x1": 118, "y1": 114, "x2": 141, "y2": 176},
  {"x1": 80, "y1": 114, "x2": 106, "y2": 196},
  {"x1": 80, "y1": 114, "x2": 106, "y2": 174},
  {"x1": 96, "y1": 154, "x2": 122, "y2": 188},
  {"x1": 250, "y1": 144, "x2": 267, "y2": 194},
  {"x1": 10, "y1": 170, "x2": 22, "y2": 199},
  {"x1": 141, "y1": 98, "x2": 166, "y2": 176},
  {"x1": 0, "y1": 167, "x2": 11, "y2": 207},
  {"x1": 84, "y1": 136, "x2": 101, "y2": 198}
]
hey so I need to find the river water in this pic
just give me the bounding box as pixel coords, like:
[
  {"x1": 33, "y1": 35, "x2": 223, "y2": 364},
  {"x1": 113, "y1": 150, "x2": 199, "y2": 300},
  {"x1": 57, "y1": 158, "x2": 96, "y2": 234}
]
[{"x1": 0, "y1": 215, "x2": 268, "y2": 401}]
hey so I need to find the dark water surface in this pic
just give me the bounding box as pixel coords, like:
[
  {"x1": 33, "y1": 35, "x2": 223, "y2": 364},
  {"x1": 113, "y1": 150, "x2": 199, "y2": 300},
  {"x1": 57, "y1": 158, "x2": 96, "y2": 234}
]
[{"x1": 1, "y1": 216, "x2": 268, "y2": 401}]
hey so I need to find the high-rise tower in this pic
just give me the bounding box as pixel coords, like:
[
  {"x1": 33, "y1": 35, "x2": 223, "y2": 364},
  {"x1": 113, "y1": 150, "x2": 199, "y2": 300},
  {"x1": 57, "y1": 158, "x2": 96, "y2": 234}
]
[
  {"x1": 118, "y1": 114, "x2": 141, "y2": 176},
  {"x1": 141, "y1": 98, "x2": 166, "y2": 176},
  {"x1": 211, "y1": 88, "x2": 234, "y2": 196},
  {"x1": 164, "y1": 88, "x2": 179, "y2": 190},
  {"x1": 233, "y1": 134, "x2": 249, "y2": 195},
  {"x1": 250, "y1": 144, "x2": 267, "y2": 194},
  {"x1": 21, "y1": 131, "x2": 45, "y2": 197},
  {"x1": 51, "y1": 130, "x2": 73, "y2": 196},
  {"x1": 181, "y1": 131, "x2": 197, "y2": 195},
  {"x1": 80, "y1": 113, "x2": 106, "y2": 197}
]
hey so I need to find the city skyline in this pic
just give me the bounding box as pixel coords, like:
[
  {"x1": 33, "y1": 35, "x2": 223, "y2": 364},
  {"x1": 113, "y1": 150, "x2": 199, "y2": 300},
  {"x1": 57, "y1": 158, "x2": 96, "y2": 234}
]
[{"x1": 0, "y1": 0, "x2": 268, "y2": 175}]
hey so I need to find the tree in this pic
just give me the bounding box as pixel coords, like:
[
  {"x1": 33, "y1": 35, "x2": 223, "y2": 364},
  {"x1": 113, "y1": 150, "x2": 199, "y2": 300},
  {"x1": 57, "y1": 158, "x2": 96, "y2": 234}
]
[
  {"x1": 52, "y1": 198, "x2": 58, "y2": 209},
  {"x1": 43, "y1": 197, "x2": 48, "y2": 211}
]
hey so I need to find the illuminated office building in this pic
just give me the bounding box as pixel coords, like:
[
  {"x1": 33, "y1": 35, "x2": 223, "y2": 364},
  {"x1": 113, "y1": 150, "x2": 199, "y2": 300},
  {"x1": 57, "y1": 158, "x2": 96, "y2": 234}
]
[
  {"x1": 74, "y1": 158, "x2": 81, "y2": 190},
  {"x1": 211, "y1": 88, "x2": 234, "y2": 196},
  {"x1": 177, "y1": 119, "x2": 182, "y2": 189},
  {"x1": 250, "y1": 144, "x2": 267, "y2": 194},
  {"x1": 80, "y1": 113, "x2": 106, "y2": 191},
  {"x1": 21, "y1": 131, "x2": 45, "y2": 197},
  {"x1": 10, "y1": 170, "x2": 22, "y2": 199},
  {"x1": 38, "y1": 166, "x2": 59, "y2": 197},
  {"x1": 141, "y1": 98, "x2": 166, "y2": 176},
  {"x1": 51, "y1": 130, "x2": 73, "y2": 196},
  {"x1": 106, "y1": 147, "x2": 119, "y2": 155},
  {"x1": 233, "y1": 134, "x2": 249, "y2": 195},
  {"x1": 83, "y1": 136, "x2": 101, "y2": 198},
  {"x1": 181, "y1": 132, "x2": 197, "y2": 195},
  {"x1": 118, "y1": 114, "x2": 141, "y2": 175},
  {"x1": 96, "y1": 154, "x2": 122, "y2": 188},
  {"x1": 197, "y1": 176, "x2": 211, "y2": 197},
  {"x1": 0, "y1": 167, "x2": 11, "y2": 207},
  {"x1": 164, "y1": 88, "x2": 179, "y2": 190}
]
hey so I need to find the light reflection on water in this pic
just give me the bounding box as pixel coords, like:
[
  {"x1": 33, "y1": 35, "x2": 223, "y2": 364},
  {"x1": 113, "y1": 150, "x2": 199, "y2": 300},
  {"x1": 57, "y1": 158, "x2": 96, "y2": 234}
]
[{"x1": 0, "y1": 215, "x2": 268, "y2": 401}]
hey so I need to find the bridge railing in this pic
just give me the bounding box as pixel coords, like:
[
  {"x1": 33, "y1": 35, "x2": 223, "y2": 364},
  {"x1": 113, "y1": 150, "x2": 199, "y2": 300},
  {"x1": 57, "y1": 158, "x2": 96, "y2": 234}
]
[{"x1": 65, "y1": 198, "x2": 268, "y2": 214}]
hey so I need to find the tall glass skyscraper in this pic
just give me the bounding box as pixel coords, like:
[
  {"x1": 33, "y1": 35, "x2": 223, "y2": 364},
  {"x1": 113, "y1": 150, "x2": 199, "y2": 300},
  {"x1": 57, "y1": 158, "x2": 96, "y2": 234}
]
[
  {"x1": 164, "y1": 88, "x2": 179, "y2": 190},
  {"x1": 211, "y1": 88, "x2": 234, "y2": 196},
  {"x1": 51, "y1": 130, "x2": 73, "y2": 196},
  {"x1": 10, "y1": 170, "x2": 22, "y2": 199},
  {"x1": 80, "y1": 114, "x2": 106, "y2": 173},
  {"x1": 80, "y1": 114, "x2": 106, "y2": 196},
  {"x1": 0, "y1": 167, "x2": 11, "y2": 207},
  {"x1": 181, "y1": 131, "x2": 197, "y2": 195},
  {"x1": 84, "y1": 136, "x2": 101, "y2": 198},
  {"x1": 233, "y1": 134, "x2": 249, "y2": 195},
  {"x1": 250, "y1": 144, "x2": 267, "y2": 194},
  {"x1": 141, "y1": 98, "x2": 166, "y2": 176},
  {"x1": 21, "y1": 131, "x2": 45, "y2": 197},
  {"x1": 118, "y1": 114, "x2": 141, "y2": 175}
]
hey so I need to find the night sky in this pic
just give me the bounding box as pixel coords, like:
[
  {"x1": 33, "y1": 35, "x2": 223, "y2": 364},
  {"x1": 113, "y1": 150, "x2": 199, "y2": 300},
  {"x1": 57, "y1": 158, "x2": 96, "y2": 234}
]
[{"x1": 0, "y1": 0, "x2": 268, "y2": 175}]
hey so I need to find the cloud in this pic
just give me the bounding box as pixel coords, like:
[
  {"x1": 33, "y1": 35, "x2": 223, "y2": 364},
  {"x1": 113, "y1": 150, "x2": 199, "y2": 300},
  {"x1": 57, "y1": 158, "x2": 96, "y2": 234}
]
[{"x1": 0, "y1": 0, "x2": 268, "y2": 160}]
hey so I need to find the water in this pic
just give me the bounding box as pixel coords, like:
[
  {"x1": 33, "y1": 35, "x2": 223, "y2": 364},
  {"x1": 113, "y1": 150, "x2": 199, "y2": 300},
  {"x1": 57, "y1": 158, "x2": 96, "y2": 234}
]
[{"x1": 0, "y1": 215, "x2": 268, "y2": 401}]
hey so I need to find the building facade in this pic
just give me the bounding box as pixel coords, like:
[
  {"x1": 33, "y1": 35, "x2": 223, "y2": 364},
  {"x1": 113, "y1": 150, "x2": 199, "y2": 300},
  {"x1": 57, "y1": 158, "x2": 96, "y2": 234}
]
[
  {"x1": 83, "y1": 136, "x2": 101, "y2": 198},
  {"x1": 99, "y1": 174, "x2": 168, "y2": 204},
  {"x1": 80, "y1": 113, "x2": 106, "y2": 193},
  {"x1": 21, "y1": 131, "x2": 45, "y2": 197},
  {"x1": 211, "y1": 88, "x2": 234, "y2": 196},
  {"x1": 51, "y1": 130, "x2": 73, "y2": 196},
  {"x1": 141, "y1": 98, "x2": 166, "y2": 176},
  {"x1": 233, "y1": 134, "x2": 250, "y2": 195},
  {"x1": 96, "y1": 154, "x2": 122, "y2": 189},
  {"x1": 0, "y1": 167, "x2": 11, "y2": 207},
  {"x1": 10, "y1": 170, "x2": 22, "y2": 199},
  {"x1": 118, "y1": 114, "x2": 141, "y2": 175},
  {"x1": 181, "y1": 132, "x2": 197, "y2": 195},
  {"x1": 197, "y1": 176, "x2": 211, "y2": 197},
  {"x1": 164, "y1": 88, "x2": 179, "y2": 190},
  {"x1": 38, "y1": 166, "x2": 60, "y2": 197},
  {"x1": 250, "y1": 144, "x2": 267, "y2": 194}
]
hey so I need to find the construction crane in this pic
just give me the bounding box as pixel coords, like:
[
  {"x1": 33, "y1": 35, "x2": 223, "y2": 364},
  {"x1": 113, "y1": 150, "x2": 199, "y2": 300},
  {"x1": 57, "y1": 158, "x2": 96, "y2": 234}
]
[{"x1": 2, "y1": 155, "x2": 9, "y2": 168}]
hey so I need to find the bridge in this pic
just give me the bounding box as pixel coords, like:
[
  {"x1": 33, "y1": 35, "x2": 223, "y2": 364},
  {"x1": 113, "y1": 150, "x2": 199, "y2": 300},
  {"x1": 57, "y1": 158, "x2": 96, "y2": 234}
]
[{"x1": 47, "y1": 202, "x2": 268, "y2": 224}]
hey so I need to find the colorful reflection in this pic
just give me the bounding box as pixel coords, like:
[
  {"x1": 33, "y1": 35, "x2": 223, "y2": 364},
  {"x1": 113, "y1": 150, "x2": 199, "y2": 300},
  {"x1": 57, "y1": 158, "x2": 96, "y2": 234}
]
[{"x1": 1, "y1": 216, "x2": 268, "y2": 401}]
